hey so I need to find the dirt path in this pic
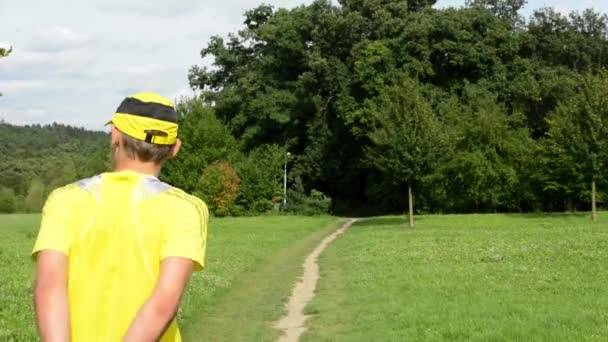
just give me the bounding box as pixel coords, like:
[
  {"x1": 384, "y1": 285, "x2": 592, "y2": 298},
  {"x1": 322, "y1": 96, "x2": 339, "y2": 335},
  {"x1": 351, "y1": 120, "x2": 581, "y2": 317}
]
[{"x1": 275, "y1": 219, "x2": 358, "y2": 342}]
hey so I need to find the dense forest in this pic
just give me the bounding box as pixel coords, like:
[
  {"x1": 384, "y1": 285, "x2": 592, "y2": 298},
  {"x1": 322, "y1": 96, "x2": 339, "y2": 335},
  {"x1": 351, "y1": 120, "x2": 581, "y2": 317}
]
[
  {"x1": 3, "y1": 0, "x2": 608, "y2": 217},
  {"x1": 184, "y1": 0, "x2": 608, "y2": 216},
  {"x1": 0, "y1": 122, "x2": 109, "y2": 213}
]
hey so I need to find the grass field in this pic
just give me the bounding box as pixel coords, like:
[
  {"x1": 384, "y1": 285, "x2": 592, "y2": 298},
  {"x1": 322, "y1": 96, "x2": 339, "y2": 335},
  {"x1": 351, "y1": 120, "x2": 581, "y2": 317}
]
[
  {"x1": 0, "y1": 214, "x2": 337, "y2": 341},
  {"x1": 303, "y1": 214, "x2": 608, "y2": 341},
  {"x1": 0, "y1": 215, "x2": 38, "y2": 341},
  {"x1": 4, "y1": 213, "x2": 607, "y2": 341}
]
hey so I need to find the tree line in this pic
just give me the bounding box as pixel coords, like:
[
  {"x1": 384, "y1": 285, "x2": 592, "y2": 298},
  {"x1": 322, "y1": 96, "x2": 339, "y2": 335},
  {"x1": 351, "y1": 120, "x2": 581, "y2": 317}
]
[
  {"x1": 0, "y1": 122, "x2": 109, "y2": 213},
  {"x1": 183, "y1": 0, "x2": 608, "y2": 217},
  {"x1": 3, "y1": 0, "x2": 608, "y2": 218},
  {"x1": 0, "y1": 116, "x2": 330, "y2": 216}
]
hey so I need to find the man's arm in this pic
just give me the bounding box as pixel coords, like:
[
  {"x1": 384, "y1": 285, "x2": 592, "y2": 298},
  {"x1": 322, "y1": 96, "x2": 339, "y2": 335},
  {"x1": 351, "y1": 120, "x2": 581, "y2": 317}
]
[
  {"x1": 34, "y1": 251, "x2": 70, "y2": 342},
  {"x1": 123, "y1": 257, "x2": 195, "y2": 342}
]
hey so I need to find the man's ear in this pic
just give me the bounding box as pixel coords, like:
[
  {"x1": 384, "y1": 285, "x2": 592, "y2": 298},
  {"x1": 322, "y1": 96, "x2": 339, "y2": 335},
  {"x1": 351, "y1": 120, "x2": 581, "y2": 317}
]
[
  {"x1": 110, "y1": 126, "x2": 121, "y2": 148},
  {"x1": 168, "y1": 138, "x2": 182, "y2": 160}
]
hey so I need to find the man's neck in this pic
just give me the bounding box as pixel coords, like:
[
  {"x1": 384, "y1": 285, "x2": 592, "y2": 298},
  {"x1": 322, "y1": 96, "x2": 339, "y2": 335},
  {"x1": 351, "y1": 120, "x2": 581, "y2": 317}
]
[{"x1": 113, "y1": 158, "x2": 162, "y2": 177}]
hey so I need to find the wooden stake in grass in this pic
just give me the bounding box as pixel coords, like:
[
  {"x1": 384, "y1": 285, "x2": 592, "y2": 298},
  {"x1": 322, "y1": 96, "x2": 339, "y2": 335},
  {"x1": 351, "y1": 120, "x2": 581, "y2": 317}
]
[
  {"x1": 592, "y1": 178, "x2": 597, "y2": 222},
  {"x1": 408, "y1": 184, "x2": 414, "y2": 227}
]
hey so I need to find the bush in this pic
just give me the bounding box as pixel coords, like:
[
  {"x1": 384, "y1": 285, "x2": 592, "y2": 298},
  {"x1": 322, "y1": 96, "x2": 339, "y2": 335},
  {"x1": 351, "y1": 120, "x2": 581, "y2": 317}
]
[
  {"x1": 235, "y1": 145, "x2": 284, "y2": 214},
  {"x1": 285, "y1": 177, "x2": 332, "y2": 215},
  {"x1": 162, "y1": 96, "x2": 238, "y2": 193},
  {"x1": 195, "y1": 161, "x2": 240, "y2": 217},
  {"x1": 0, "y1": 188, "x2": 16, "y2": 213},
  {"x1": 25, "y1": 178, "x2": 46, "y2": 213}
]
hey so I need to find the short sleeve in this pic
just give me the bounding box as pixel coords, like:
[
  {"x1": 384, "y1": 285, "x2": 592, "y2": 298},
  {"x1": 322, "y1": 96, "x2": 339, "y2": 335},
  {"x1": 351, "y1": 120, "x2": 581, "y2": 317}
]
[
  {"x1": 161, "y1": 197, "x2": 208, "y2": 271},
  {"x1": 32, "y1": 188, "x2": 75, "y2": 257}
]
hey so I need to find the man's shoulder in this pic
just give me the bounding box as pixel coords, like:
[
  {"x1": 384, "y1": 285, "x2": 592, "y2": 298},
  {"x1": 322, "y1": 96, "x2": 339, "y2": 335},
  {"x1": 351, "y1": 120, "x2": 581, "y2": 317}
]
[
  {"x1": 42, "y1": 178, "x2": 100, "y2": 215},
  {"x1": 74, "y1": 174, "x2": 104, "y2": 192},
  {"x1": 48, "y1": 175, "x2": 102, "y2": 201},
  {"x1": 161, "y1": 187, "x2": 208, "y2": 213}
]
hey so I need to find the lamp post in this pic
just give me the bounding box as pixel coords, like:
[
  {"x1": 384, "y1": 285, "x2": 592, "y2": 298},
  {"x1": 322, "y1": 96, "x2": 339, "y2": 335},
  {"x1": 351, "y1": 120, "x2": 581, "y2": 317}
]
[{"x1": 283, "y1": 152, "x2": 291, "y2": 209}]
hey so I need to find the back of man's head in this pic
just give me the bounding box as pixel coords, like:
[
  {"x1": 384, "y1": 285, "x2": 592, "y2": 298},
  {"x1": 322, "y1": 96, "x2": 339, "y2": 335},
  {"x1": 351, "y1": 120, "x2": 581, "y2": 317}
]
[{"x1": 107, "y1": 92, "x2": 180, "y2": 165}]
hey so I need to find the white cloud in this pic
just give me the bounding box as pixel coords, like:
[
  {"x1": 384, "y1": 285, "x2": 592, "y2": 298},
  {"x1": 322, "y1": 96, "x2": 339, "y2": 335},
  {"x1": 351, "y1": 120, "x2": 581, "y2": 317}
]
[
  {"x1": 100, "y1": 0, "x2": 203, "y2": 17},
  {"x1": 435, "y1": 0, "x2": 608, "y2": 15},
  {"x1": 0, "y1": 80, "x2": 44, "y2": 94},
  {"x1": 0, "y1": 107, "x2": 50, "y2": 125},
  {"x1": 0, "y1": 47, "x2": 95, "y2": 81},
  {"x1": 28, "y1": 26, "x2": 91, "y2": 52},
  {"x1": 125, "y1": 63, "x2": 166, "y2": 75}
]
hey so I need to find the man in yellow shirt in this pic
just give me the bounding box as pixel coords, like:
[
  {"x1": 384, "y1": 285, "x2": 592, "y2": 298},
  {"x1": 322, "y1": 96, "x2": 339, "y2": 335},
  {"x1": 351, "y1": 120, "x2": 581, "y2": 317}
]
[{"x1": 32, "y1": 92, "x2": 208, "y2": 341}]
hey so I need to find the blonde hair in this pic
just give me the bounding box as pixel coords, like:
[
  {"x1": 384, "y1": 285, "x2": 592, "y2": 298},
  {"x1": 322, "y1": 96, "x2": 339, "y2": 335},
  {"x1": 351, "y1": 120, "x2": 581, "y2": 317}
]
[{"x1": 120, "y1": 132, "x2": 174, "y2": 164}]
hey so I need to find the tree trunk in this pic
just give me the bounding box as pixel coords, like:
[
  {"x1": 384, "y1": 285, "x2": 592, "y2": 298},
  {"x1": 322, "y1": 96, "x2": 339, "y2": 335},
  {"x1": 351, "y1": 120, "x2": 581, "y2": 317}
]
[
  {"x1": 592, "y1": 178, "x2": 597, "y2": 222},
  {"x1": 408, "y1": 184, "x2": 414, "y2": 228}
]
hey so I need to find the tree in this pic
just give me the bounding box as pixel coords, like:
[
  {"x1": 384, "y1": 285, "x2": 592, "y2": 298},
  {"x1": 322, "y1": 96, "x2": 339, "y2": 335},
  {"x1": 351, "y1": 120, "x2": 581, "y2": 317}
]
[
  {"x1": 235, "y1": 145, "x2": 285, "y2": 213},
  {"x1": 173, "y1": 1, "x2": 608, "y2": 215},
  {"x1": 0, "y1": 46, "x2": 10, "y2": 58},
  {"x1": 0, "y1": 187, "x2": 16, "y2": 213},
  {"x1": 25, "y1": 178, "x2": 46, "y2": 213},
  {"x1": 366, "y1": 76, "x2": 446, "y2": 226},
  {"x1": 0, "y1": 122, "x2": 107, "y2": 203},
  {"x1": 46, "y1": 158, "x2": 77, "y2": 195},
  {"x1": 527, "y1": 8, "x2": 608, "y2": 72},
  {"x1": 543, "y1": 71, "x2": 608, "y2": 220},
  {"x1": 465, "y1": 0, "x2": 527, "y2": 27},
  {"x1": 435, "y1": 85, "x2": 534, "y2": 212},
  {"x1": 162, "y1": 96, "x2": 238, "y2": 192}
]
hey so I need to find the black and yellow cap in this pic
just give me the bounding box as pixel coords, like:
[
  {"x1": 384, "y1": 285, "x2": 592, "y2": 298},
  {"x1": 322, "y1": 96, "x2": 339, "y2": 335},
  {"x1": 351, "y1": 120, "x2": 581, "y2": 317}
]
[{"x1": 107, "y1": 92, "x2": 178, "y2": 145}]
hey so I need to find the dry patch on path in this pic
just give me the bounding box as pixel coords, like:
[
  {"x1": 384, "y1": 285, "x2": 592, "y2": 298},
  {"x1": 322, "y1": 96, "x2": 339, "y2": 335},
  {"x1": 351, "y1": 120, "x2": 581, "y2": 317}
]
[{"x1": 275, "y1": 219, "x2": 358, "y2": 342}]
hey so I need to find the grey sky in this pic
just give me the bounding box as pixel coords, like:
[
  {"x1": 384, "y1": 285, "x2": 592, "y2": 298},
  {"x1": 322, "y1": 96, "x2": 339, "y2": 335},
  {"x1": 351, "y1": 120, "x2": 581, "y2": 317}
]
[{"x1": 1, "y1": 0, "x2": 607, "y2": 129}]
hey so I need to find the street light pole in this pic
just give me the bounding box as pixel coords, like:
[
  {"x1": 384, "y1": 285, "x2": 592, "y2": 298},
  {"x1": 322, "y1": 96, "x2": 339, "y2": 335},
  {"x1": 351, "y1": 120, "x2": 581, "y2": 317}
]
[{"x1": 283, "y1": 152, "x2": 290, "y2": 209}]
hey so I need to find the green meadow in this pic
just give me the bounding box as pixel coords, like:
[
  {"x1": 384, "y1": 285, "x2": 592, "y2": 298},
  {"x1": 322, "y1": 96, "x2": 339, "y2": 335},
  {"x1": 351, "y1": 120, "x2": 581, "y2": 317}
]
[
  {"x1": 2, "y1": 213, "x2": 607, "y2": 341},
  {"x1": 303, "y1": 214, "x2": 608, "y2": 341},
  {"x1": 0, "y1": 214, "x2": 337, "y2": 341}
]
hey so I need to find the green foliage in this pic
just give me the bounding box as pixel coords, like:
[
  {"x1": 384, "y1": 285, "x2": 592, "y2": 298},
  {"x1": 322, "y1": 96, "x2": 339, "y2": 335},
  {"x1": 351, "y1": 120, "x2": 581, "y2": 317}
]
[
  {"x1": 541, "y1": 71, "x2": 608, "y2": 210},
  {"x1": 46, "y1": 159, "x2": 78, "y2": 195},
  {"x1": 528, "y1": 8, "x2": 608, "y2": 72},
  {"x1": 466, "y1": 0, "x2": 527, "y2": 26},
  {"x1": 365, "y1": 75, "x2": 447, "y2": 219},
  {"x1": 0, "y1": 122, "x2": 109, "y2": 210},
  {"x1": 5, "y1": 1, "x2": 608, "y2": 215},
  {"x1": 195, "y1": 161, "x2": 240, "y2": 217},
  {"x1": 25, "y1": 178, "x2": 45, "y2": 213},
  {"x1": 186, "y1": 1, "x2": 608, "y2": 214},
  {"x1": 234, "y1": 145, "x2": 285, "y2": 214},
  {"x1": 0, "y1": 46, "x2": 10, "y2": 58},
  {"x1": 286, "y1": 177, "x2": 332, "y2": 215},
  {"x1": 0, "y1": 188, "x2": 16, "y2": 213},
  {"x1": 162, "y1": 96, "x2": 238, "y2": 193},
  {"x1": 434, "y1": 85, "x2": 534, "y2": 212}
]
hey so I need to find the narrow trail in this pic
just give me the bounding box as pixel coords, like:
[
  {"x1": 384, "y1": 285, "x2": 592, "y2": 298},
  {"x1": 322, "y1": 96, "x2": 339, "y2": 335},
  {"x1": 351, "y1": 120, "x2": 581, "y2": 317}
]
[{"x1": 275, "y1": 219, "x2": 358, "y2": 342}]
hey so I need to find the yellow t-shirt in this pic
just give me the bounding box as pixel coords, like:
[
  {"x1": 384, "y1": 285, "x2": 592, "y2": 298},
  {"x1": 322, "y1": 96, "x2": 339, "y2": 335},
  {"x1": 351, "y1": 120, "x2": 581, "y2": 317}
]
[{"x1": 32, "y1": 170, "x2": 208, "y2": 342}]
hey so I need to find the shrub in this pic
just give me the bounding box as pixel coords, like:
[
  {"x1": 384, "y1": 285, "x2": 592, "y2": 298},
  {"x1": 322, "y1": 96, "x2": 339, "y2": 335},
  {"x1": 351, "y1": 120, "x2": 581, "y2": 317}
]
[
  {"x1": 285, "y1": 177, "x2": 332, "y2": 215},
  {"x1": 0, "y1": 188, "x2": 16, "y2": 213},
  {"x1": 162, "y1": 96, "x2": 238, "y2": 193},
  {"x1": 25, "y1": 178, "x2": 45, "y2": 213},
  {"x1": 235, "y1": 145, "x2": 284, "y2": 214},
  {"x1": 196, "y1": 161, "x2": 240, "y2": 216}
]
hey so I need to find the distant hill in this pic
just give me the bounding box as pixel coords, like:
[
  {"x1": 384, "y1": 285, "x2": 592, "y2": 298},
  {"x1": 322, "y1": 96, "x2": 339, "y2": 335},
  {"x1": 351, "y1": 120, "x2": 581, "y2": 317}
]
[{"x1": 0, "y1": 122, "x2": 110, "y2": 213}]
